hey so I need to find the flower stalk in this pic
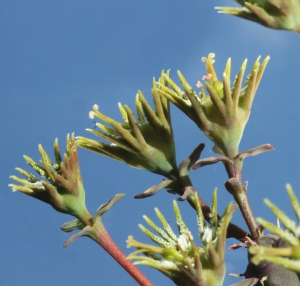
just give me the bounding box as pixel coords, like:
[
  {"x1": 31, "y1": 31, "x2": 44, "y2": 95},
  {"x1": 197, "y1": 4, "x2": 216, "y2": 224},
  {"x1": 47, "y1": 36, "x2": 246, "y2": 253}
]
[{"x1": 62, "y1": 193, "x2": 154, "y2": 286}]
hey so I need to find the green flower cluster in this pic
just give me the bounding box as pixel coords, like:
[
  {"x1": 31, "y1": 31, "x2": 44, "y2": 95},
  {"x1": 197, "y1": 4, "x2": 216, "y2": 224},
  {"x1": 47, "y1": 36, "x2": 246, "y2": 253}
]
[
  {"x1": 127, "y1": 189, "x2": 236, "y2": 286},
  {"x1": 156, "y1": 53, "x2": 269, "y2": 158},
  {"x1": 9, "y1": 134, "x2": 92, "y2": 226},
  {"x1": 77, "y1": 72, "x2": 178, "y2": 178}
]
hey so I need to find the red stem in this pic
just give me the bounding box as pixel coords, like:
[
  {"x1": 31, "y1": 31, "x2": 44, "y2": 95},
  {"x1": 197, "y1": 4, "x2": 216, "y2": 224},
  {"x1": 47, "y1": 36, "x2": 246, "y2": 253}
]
[{"x1": 95, "y1": 227, "x2": 154, "y2": 286}]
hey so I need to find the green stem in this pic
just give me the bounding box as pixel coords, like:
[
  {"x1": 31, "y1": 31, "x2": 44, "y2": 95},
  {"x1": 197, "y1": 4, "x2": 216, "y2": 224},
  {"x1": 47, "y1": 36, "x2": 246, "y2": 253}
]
[{"x1": 78, "y1": 209, "x2": 93, "y2": 226}]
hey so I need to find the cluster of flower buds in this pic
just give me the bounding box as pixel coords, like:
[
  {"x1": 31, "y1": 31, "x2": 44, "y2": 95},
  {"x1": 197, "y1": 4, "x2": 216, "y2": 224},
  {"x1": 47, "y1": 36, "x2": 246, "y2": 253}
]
[
  {"x1": 156, "y1": 53, "x2": 269, "y2": 158},
  {"x1": 127, "y1": 189, "x2": 236, "y2": 286},
  {"x1": 216, "y1": 0, "x2": 300, "y2": 33},
  {"x1": 9, "y1": 134, "x2": 93, "y2": 226},
  {"x1": 77, "y1": 72, "x2": 178, "y2": 178}
]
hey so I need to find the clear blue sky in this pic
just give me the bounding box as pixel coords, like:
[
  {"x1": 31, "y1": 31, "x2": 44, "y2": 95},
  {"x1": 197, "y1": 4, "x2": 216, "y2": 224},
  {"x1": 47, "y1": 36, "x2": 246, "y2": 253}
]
[{"x1": 1, "y1": 1, "x2": 300, "y2": 285}]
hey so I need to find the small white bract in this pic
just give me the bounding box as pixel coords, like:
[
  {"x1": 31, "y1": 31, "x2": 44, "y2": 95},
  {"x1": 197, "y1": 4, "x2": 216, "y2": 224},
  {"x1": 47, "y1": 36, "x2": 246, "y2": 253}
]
[
  {"x1": 177, "y1": 234, "x2": 191, "y2": 251},
  {"x1": 202, "y1": 227, "x2": 214, "y2": 243},
  {"x1": 160, "y1": 260, "x2": 177, "y2": 269}
]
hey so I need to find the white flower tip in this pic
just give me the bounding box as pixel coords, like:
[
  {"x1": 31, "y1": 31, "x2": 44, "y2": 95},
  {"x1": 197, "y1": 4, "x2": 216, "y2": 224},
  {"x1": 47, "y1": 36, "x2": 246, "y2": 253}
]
[
  {"x1": 93, "y1": 104, "x2": 99, "y2": 111},
  {"x1": 177, "y1": 234, "x2": 190, "y2": 251},
  {"x1": 196, "y1": 81, "x2": 203, "y2": 88},
  {"x1": 89, "y1": 111, "x2": 95, "y2": 119},
  {"x1": 33, "y1": 181, "x2": 45, "y2": 190},
  {"x1": 209, "y1": 53, "x2": 215, "y2": 58},
  {"x1": 202, "y1": 227, "x2": 213, "y2": 243},
  {"x1": 8, "y1": 184, "x2": 17, "y2": 192},
  {"x1": 161, "y1": 260, "x2": 176, "y2": 268},
  {"x1": 126, "y1": 235, "x2": 134, "y2": 248}
]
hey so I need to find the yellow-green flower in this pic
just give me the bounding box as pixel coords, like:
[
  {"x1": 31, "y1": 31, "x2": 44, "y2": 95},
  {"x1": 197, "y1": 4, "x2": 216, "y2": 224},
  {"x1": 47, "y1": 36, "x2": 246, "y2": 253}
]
[
  {"x1": 216, "y1": 0, "x2": 300, "y2": 33},
  {"x1": 156, "y1": 53, "x2": 269, "y2": 158},
  {"x1": 77, "y1": 72, "x2": 178, "y2": 178},
  {"x1": 9, "y1": 134, "x2": 92, "y2": 226},
  {"x1": 127, "y1": 189, "x2": 236, "y2": 286}
]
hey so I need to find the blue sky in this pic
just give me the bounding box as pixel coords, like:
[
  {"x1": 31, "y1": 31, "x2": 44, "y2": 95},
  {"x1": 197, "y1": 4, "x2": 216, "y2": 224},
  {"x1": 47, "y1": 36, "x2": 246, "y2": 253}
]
[{"x1": 1, "y1": 1, "x2": 300, "y2": 285}]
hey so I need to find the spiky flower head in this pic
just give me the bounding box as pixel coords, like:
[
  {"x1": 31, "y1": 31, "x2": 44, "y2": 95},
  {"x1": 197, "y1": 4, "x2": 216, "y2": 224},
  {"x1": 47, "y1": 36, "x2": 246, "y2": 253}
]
[
  {"x1": 77, "y1": 72, "x2": 178, "y2": 178},
  {"x1": 127, "y1": 189, "x2": 236, "y2": 286},
  {"x1": 216, "y1": 0, "x2": 300, "y2": 33},
  {"x1": 249, "y1": 184, "x2": 300, "y2": 273},
  {"x1": 156, "y1": 53, "x2": 269, "y2": 158},
  {"x1": 9, "y1": 134, "x2": 92, "y2": 226}
]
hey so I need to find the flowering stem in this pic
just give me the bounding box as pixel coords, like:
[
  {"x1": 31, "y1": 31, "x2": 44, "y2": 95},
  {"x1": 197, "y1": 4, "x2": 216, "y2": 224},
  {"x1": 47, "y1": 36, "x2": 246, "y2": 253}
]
[
  {"x1": 224, "y1": 160, "x2": 258, "y2": 240},
  {"x1": 94, "y1": 225, "x2": 154, "y2": 286}
]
